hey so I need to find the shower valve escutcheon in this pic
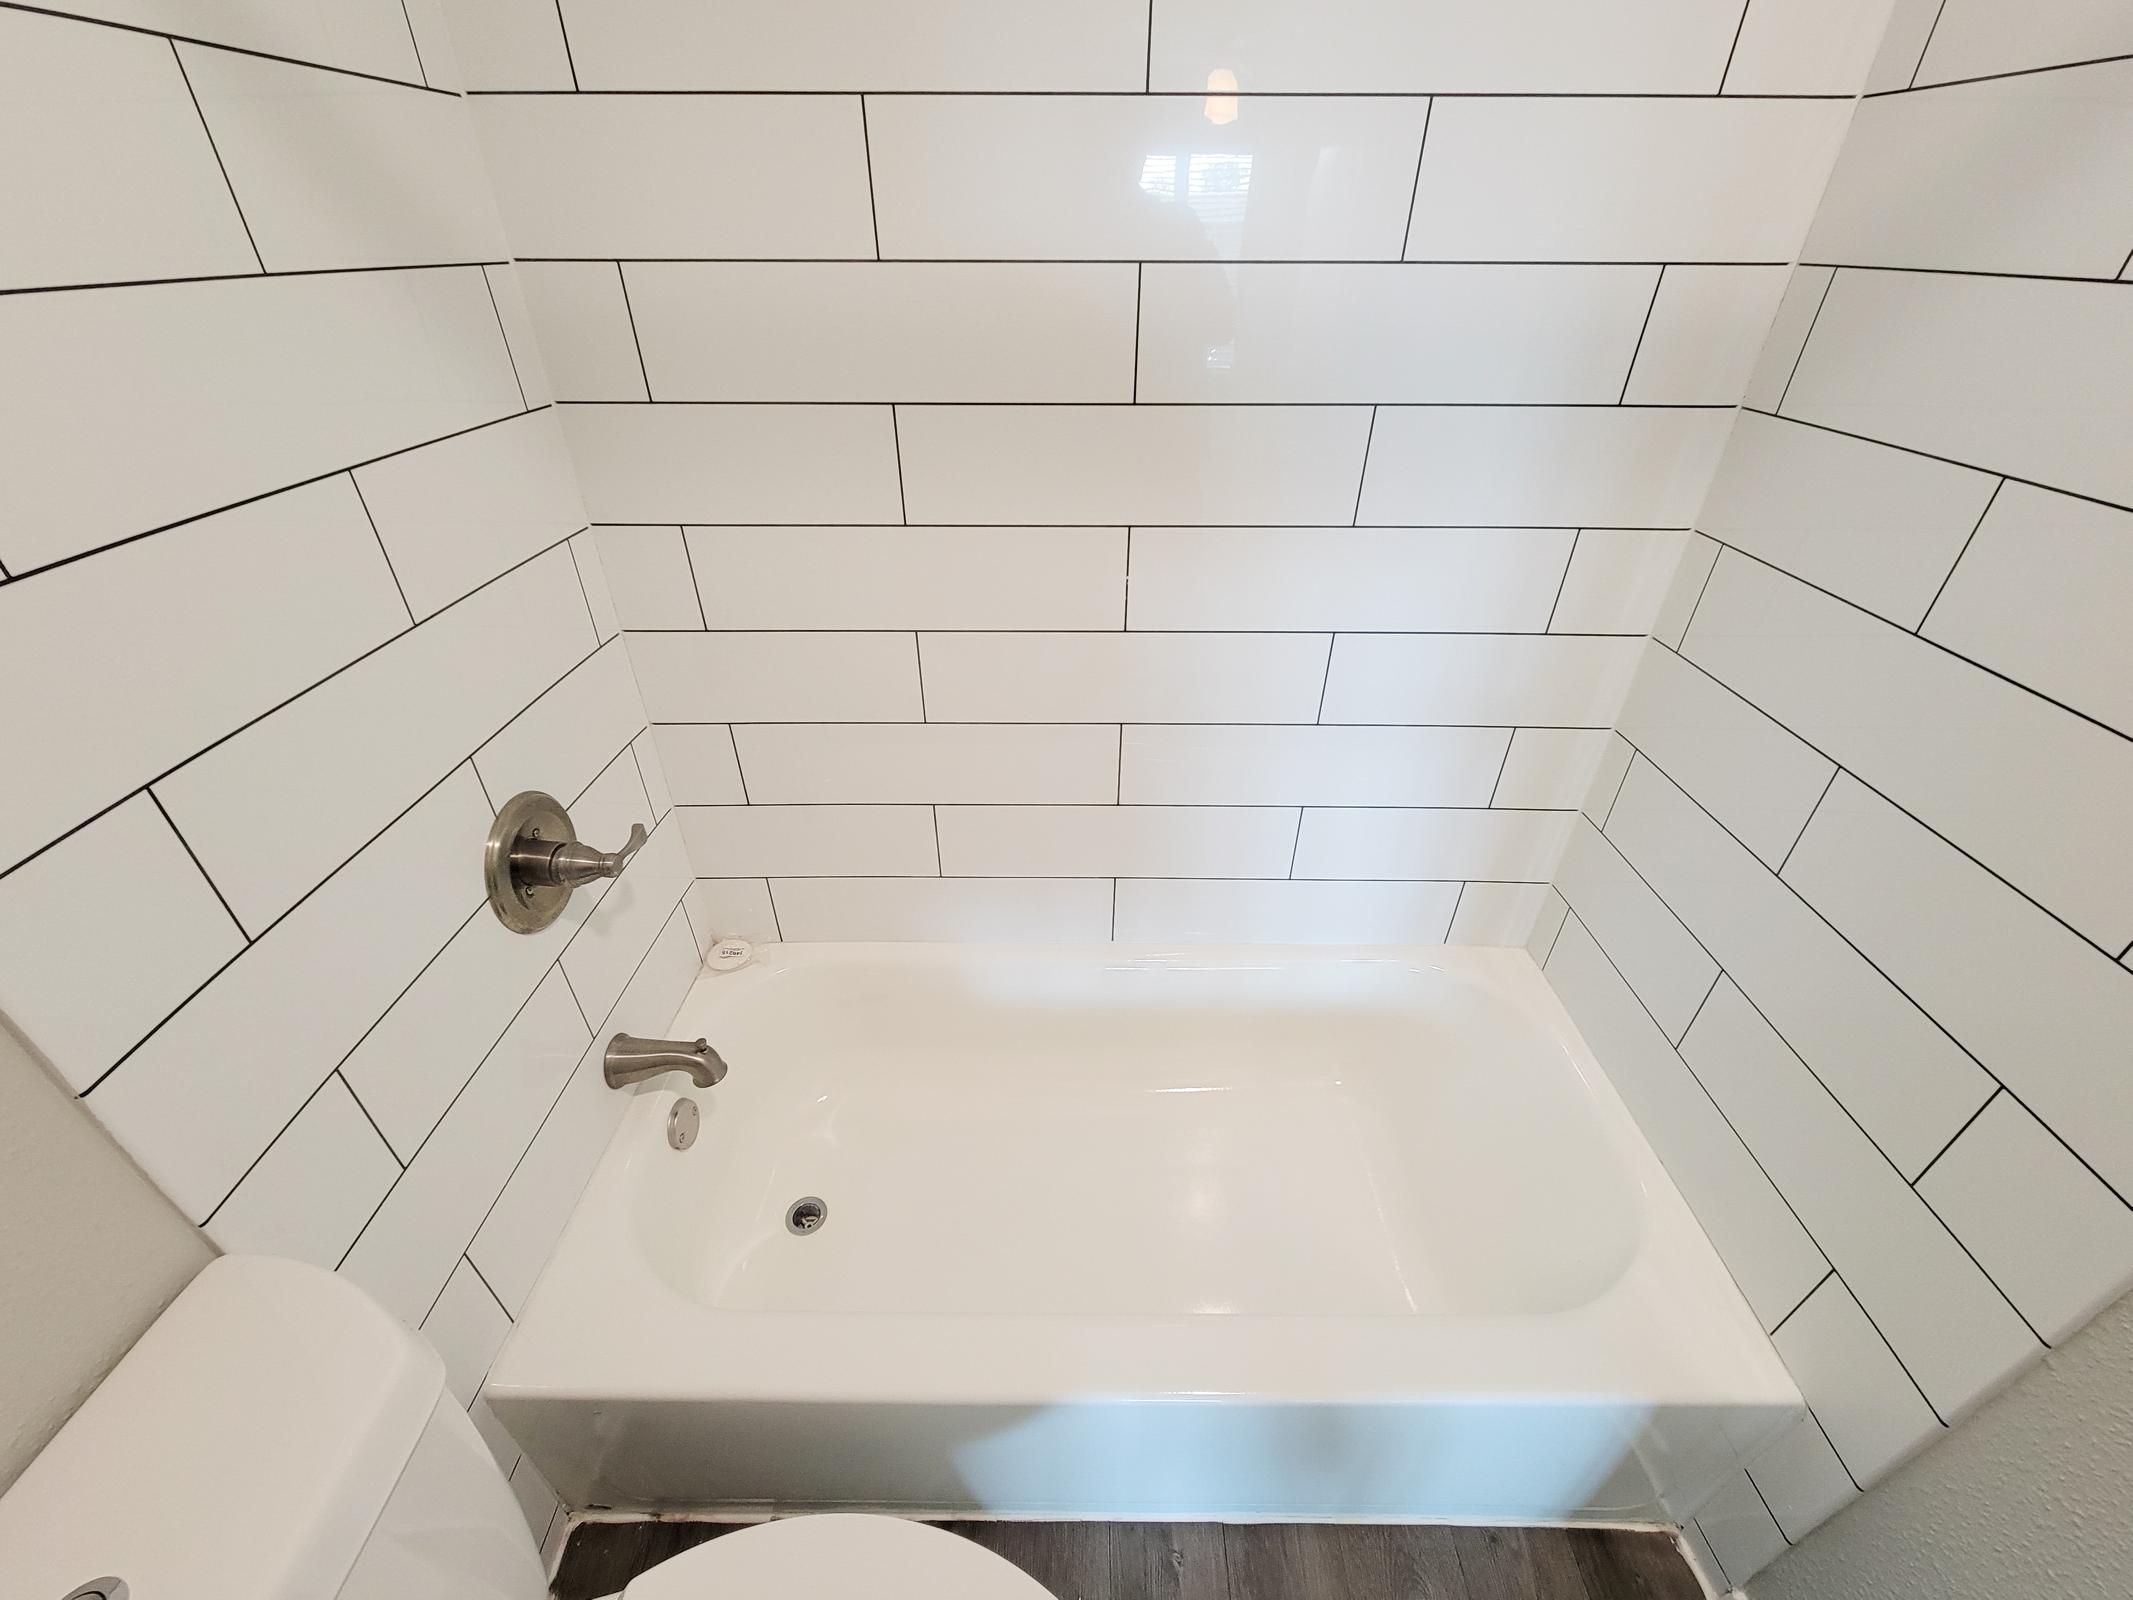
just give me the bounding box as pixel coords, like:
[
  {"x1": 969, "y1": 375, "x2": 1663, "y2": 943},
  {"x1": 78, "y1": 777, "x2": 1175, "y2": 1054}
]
[{"x1": 486, "y1": 789, "x2": 647, "y2": 933}]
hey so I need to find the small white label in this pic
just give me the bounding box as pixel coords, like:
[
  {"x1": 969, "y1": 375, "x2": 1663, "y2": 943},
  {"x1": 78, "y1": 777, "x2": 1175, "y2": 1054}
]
[{"x1": 706, "y1": 938, "x2": 754, "y2": 972}]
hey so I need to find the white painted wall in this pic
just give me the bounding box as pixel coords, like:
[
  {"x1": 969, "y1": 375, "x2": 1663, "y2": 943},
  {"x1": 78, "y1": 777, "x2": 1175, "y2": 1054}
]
[{"x1": 0, "y1": 1018, "x2": 209, "y2": 1490}]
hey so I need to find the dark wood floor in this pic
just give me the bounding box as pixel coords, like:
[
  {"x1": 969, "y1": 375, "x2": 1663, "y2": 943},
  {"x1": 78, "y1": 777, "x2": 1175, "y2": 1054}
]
[{"x1": 553, "y1": 1520, "x2": 1704, "y2": 1600}]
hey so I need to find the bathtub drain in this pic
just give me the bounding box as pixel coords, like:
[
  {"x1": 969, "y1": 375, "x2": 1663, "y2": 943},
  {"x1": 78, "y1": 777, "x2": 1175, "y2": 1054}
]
[{"x1": 785, "y1": 1196, "x2": 828, "y2": 1236}]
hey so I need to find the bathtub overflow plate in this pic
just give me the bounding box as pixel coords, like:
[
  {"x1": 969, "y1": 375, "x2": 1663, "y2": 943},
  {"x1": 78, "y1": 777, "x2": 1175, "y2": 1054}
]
[
  {"x1": 667, "y1": 1099, "x2": 699, "y2": 1150},
  {"x1": 786, "y1": 1196, "x2": 828, "y2": 1235}
]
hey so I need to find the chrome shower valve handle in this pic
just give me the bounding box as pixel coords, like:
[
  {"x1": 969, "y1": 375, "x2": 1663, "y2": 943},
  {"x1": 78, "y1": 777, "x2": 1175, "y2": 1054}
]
[
  {"x1": 512, "y1": 820, "x2": 646, "y2": 890},
  {"x1": 485, "y1": 791, "x2": 647, "y2": 933}
]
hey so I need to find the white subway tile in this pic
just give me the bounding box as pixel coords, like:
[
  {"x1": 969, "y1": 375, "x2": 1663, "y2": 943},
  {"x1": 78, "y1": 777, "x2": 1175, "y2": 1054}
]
[
  {"x1": 938, "y1": 807, "x2": 1297, "y2": 879},
  {"x1": 1648, "y1": 536, "x2": 1719, "y2": 653},
  {"x1": 652, "y1": 726, "x2": 747, "y2": 805},
  {"x1": 0, "y1": 267, "x2": 519, "y2": 570},
  {"x1": 1773, "y1": 1276, "x2": 1943, "y2": 1487},
  {"x1": 1740, "y1": 266, "x2": 1834, "y2": 414},
  {"x1": 1805, "y1": 60, "x2": 2133, "y2": 279},
  {"x1": 355, "y1": 410, "x2": 586, "y2": 618},
  {"x1": 1357, "y1": 408, "x2": 1733, "y2": 527},
  {"x1": 1492, "y1": 728, "x2": 1614, "y2": 810},
  {"x1": 86, "y1": 767, "x2": 488, "y2": 1221},
  {"x1": 1696, "y1": 411, "x2": 1999, "y2": 627},
  {"x1": 440, "y1": 0, "x2": 574, "y2": 90},
  {"x1": 1918, "y1": 1095, "x2": 2133, "y2": 1346},
  {"x1": 683, "y1": 880, "x2": 779, "y2": 945},
  {"x1": 179, "y1": 44, "x2": 505, "y2": 271},
  {"x1": 921, "y1": 633, "x2": 1328, "y2": 724},
  {"x1": 1581, "y1": 733, "x2": 1636, "y2": 827},
  {"x1": 0, "y1": 797, "x2": 243, "y2": 1092},
  {"x1": 1623, "y1": 266, "x2": 1791, "y2": 406},
  {"x1": 568, "y1": 530, "x2": 619, "y2": 642},
  {"x1": 556, "y1": 817, "x2": 692, "y2": 1022},
  {"x1": 692, "y1": 526, "x2": 1125, "y2": 630},
  {"x1": 1127, "y1": 526, "x2": 1570, "y2": 632},
  {"x1": 1864, "y1": 0, "x2": 1946, "y2": 91},
  {"x1": 474, "y1": 639, "x2": 646, "y2": 812},
  {"x1": 678, "y1": 806, "x2": 940, "y2": 878},
  {"x1": 342, "y1": 968, "x2": 588, "y2": 1324},
  {"x1": 1783, "y1": 269, "x2": 2133, "y2": 511},
  {"x1": 1685, "y1": 552, "x2": 2133, "y2": 948},
  {"x1": 1554, "y1": 819, "x2": 1717, "y2": 1041},
  {"x1": 1724, "y1": 0, "x2": 1896, "y2": 93},
  {"x1": 1548, "y1": 529, "x2": 1691, "y2": 634},
  {"x1": 737, "y1": 725, "x2": 1119, "y2": 804},
  {"x1": 1696, "y1": 1473, "x2": 1788, "y2": 1590},
  {"x1": 205, "y1": 1076, "x2": 399, "y2": 1269},
  {"x1": 1616, "y1": 641, "x2": 1836, "y2": 867},
  {"x1": 626, "y1": 633, "x2": 921, "y2": 723},
  {"x1": 1607, "y1": 758, "x2": 1994, "y2": 1177},
  {"x1": 156, "y1": 547, "x2": 592, "y2": 932},
  {"x1": 513, "y1": 263, "x2": 646, "y2": 402},
  {"x1": 1320, "y1": 635, "x2": 1643, "y2": 726},
  {"x1": 633, "y1": 729, "x2": 673, "y2": 822},
  {"x1": 52, "y1": 1, "x2": 423, "y2": 82},
  {"x1": 1115, "y1": 879, "x2": 1462, "y2": 943},
  {"x1": 1782, "y1": 775, "x2": 2133, "y2": 1199},
  {"x1": 1294, "y1": 808, "x2": 1573, "y2": 881},
  {"x1": 0, "y1": 477, "x2": 406, "y2": 873},
  {"x1": 1683, "y1": 979, "x2": 2039, "y2": 1418},
  {"x1": 471, "y1": 910, "x2": 701, "y2": 1310},
  {"x1": 398, "y1": 0, "x2": 460, "y2": 86},
  {"x1": 627, "y1": 262, "x2": 1136, "y2": 402},
  {"x1": 559, "y1": 404, "x2": 902, "y2": 524},
  {"x1": 1915, "y1": 0, "x2": 2133, "y2": 87},
  {"x1": 1747, "y1": 1412, "x2": 1859, "y2": 1543},
  {"x1": 470, "y1": 95, "x2": 873, "y2": 258},
  {"x1": 1122, "y1": 725, "x2": 1508, "y2": 807},
  {"x1": 1137, "y1": 264, "x2": 1654, "y2": 403},
  {"x1": 869, "y1": 94, "x2": 1430, "y2": 260},
  {"x1": 898, "y1": 406, "x2": 1371, "y2": 526},
  {"x1": 1149, "y1": 0, "x2": 1742, "y2": 93},
  {"x1": 421, "y1": 1260, "x2": 511, "y2": 1407},
  {"x1": 770, "y1": 878, "x2": 1114, "y2": 942},
  {"x1": 507, "y1": 1458, "x2": 558, "y2": 1542},
  {"x1": 559, "y1": 0, "x2": 1148, "y2": 89},
  {"x1": 591, "y1": 526, "x2": 701, "y2": 630},
  {"x1": 0, "y1": 9, "x2": 255, "y2": 289},
  {"x1": 1447, "y1": 882, "x2": 1553, "y2": 946},
  {"x1": 1527, "y1": 888, "x2": 1572, "y2": 966},
  {"x1": 1406, "y1": 99, "x2": 1850, "y2": 261},
  {"x1": 1923, "y1": 482, "x2": 2133, "y2": 736},
  {"x1": 482, "y1": 265, "x2": 552, "y2": 406},
  {"x1": 1547, "y1": 917, "x2": 1829, "y2": 1327}
]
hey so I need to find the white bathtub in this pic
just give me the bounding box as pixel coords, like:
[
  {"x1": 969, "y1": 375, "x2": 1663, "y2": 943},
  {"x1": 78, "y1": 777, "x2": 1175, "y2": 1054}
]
[{"x1": 488, "y1": 944, "x2": 1798, "y2": 1523}]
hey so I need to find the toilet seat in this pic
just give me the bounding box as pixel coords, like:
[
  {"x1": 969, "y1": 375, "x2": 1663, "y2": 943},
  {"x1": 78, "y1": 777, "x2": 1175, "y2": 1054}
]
[{"x1": 618, "y1": 1514, "x2": 1055, "y2": 1599}]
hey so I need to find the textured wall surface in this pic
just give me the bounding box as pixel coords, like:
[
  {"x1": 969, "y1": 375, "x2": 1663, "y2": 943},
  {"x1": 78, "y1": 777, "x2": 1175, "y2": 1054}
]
[
  {"x1": 1749, "y1": 1287, "x2": 2133, "y2": 1600},
  {"x1": 447, "y1": 0, "x2": 1890, "y2": 948},
  {"x1": 0, "y1": 1020, "x2": 210, "y2": 1491},
  {"x1": 1535, "y1": 0, "x2": 2133, "y2": 1587}
]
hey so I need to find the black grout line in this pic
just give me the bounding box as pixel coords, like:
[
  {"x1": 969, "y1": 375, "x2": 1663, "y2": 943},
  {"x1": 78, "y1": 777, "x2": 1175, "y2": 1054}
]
[
  {"x1": 1881, "y1": 46, "x2": 2133, "y2": 99},
  {"x1": 888, "y1": 405, "x2": 910, "y2": 522},
  {"x1": 1773, "y1": 268, "x2": 1835, "y2": 413},
  {"x1": 1908, "y1": 1089, "x2": 2001, "y2": 1190},
  {"x1": 0, "y1": 257, "x2": 511, "y2": 300},
  {"x1": 146, "y1": 789, "x2": 251, "y2": 945},
  {"x1": 1484, "y1": 732, "x2": 1517, "y2": 807},
  {"x1": 614, "y1": 263, "x2": 656, "y2": 400},
  {"x1": 1675, "y1": 539, "x2": 1723, "y2": 643},
  {"x1": 1312, "y1": 638, "x2": 1335, "y2": 724},
  {"x1": 1618, "y1": 267, "x2": 1664, "y2": 402},
  {"x1": 481, "y1": 269, "x2": 530, "y2": 410},
  {"x1": 170, "y1": 39, "x2": 265, "y2": 273},
  {"x1": 556, "y1": 960, "x2": 592, "y2": 1033},
  {"x1": 0, "y1": 1, "x2": 453, "y2": 97},
  {"x1": 930, "y1": 804, "x2": 944, "y2": 872},
  {"x1": 2, "y1": 400, "x2": 538, "y2": 589},
  {"x1": 1109, "y1": 877, "x2": 1119, "y2": 940},
  {"x1": 859, "y1": 96, "x2": 883, "y2": 260},
  {"x1": 1767, "y1": 1269, "x2": 1831, "y2": 1339},
  {"x1": 1284, "y1": 811, "x2": 1304, "y2": 879},
  {"x1": 764, "y1": 879, "x2": 787, "y2": 941},
  {"x1": 514, "y1": 256, "x2": 1796, "y2": 267},
  {"x1": 463, "y1": 86, "x2": 1857, "y2": 100},
  {"x1": 1908, "y1": 0, "x2": 1952, "y2": 90},
  {"x1": 1741, "y1": 1462, "x2": 1789, "y2": 1544},
  {"x1": 396, "y1": 0, "x2": 427, "y2": 86},
  {"x1": 1130, "y1": 264, "x2": 1143, "y2": 401},
  {"x1": 348, "y1": 474, "x2": 419, "y2": 625},
  {"x1": 200, "y1": 1072, "x2": 346, "y2": 1227},
  {"x1": 564, "y1": 534, "x2": 607, "y2": 638},
  {"x1": 1350, "y1": 407, "x2": 1378, "y2": 525},
  {"x1": 1680, "y1": 969, "x2": 1724, "y2": 1045},
  {"x1": 1797, "y1": 259, "x2": 2133, "y2": 287},
  {"x1": 463, "y1": 1254, "x2": 514, "y2": 1321},
  {"x1": 554, "y1": 397, "x2": 1741, "y2": 408},
  {"x1": 1399, "y1": 98, "x2": 1433, "y2": 256},
  {"x1": 621, "y1": 626, "x2": 1656, "y2": 637},
  {"x1": 1445, "y1": 880, "x2": 1468, "y2": 933},
  {"x1": 1115, "y1": 723, "x2": 1125, "y2": 804},
  {"x1": 666, "y1": 800, "x2": 1583, "y2": 813},
  {"x1": 1716, "y1": 0, "x2": 1752, "y2": 94},
  {"x1": 339, "y1": 1066, "x2": 406, "y2": 1167},
  {"x1": 598, "y1": 520, "x2": 1680, "y2": 530},
  {"x1": 1542, "y1": 530, "x2": 1579, "y2": 632},
  {"x1": 1776, "y1": 767, "x2": 1840, "y2": 874},
  {"x1": 728, "y1": 726, "x2": 752, "y2": 804},
  {"x1": 1141, "y1": 0, "x2": 1153, "y2": 91},
  {"x1": 552, "y1": 0, "x2": 579, "y2": 90},
  {"x1": 2119, "y1": 243, "x2": 2133, "y2": 281},
  {"x1": 655, "y1": 719, "x2": 1644, "y2": 730},
  {"x1": 1915, "y1": 478, "x2": 2001, "y2": 633},
  {"x1": 471, "y1": 760, "x2": 498, "y2": 814},
  {"x1": 911, "y1": 631, "x2": 927, "y2": 722},
  {"x1": 675, "y1": 526, "x2": 711, "y2": 629}
]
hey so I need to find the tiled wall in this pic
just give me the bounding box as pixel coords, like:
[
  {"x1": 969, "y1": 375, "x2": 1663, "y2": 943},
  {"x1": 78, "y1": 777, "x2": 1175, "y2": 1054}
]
[
  {"x1": 1522, "y1": 3, "x2": 2133, "y2": 1586},
  {"x1": 449, "y1": 0, "x2": 1884, "y2": 947},
  {"x1": 0, "y1": 0, "x2": 701, "y2": 1543}
]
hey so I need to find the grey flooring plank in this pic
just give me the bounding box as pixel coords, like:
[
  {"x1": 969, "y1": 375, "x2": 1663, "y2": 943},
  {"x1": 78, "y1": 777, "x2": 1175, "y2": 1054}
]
[
  {"x1": 948, "y1": 1518, "x2": 1117, "y2": 1600},
  {"x1": 1112, "y1": 1522, "x2": 1231, "y2": 1600},
  {"x1": 1449, "y1": 1525, "x2": 1595, "y2": 1600},
  {"x1": 1224, "y1": 1523, "x2": 1394, "y2": 1600},
  {"x1": 1384, "y1": 1523, "x2": 1472, "y2": 1600}
]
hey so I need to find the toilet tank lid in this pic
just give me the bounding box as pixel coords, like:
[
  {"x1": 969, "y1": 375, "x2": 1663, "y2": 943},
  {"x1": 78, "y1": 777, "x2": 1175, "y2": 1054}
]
[{"x1": 0, "y1": 1255, "x2": 445, "y2": 1600}]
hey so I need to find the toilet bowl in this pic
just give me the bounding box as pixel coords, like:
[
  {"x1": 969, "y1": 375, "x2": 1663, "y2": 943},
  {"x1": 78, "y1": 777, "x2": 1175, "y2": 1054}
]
[{"x1": 0, "y1": 1256, "x2": 1043, "y2": 1600}]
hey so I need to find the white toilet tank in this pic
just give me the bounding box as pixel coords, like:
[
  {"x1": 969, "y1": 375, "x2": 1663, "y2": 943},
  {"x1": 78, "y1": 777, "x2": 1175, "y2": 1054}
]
[{"x1": 0, "y1": 1255, "x2": 547, "y2": 1600}]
